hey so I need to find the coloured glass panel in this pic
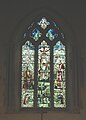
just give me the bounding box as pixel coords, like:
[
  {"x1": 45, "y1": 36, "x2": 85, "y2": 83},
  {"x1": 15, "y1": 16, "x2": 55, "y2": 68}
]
[
  {"x1": 38, "y1": 17, "x2": 50, "y2": 29},
  {"x1": 37, "y1": 41, "x2": 51, "y2": 108},
  {"x1": 53, "y1": 41, "x2": 66, "y2": 108},
  {"x1": 21, "y1": 41, "x2": 34, "y2": 107},
  {"x1": 46, "y1": 29, "x2": 58, "y2": 40},
  {"x1": 21, "y1": 16, "x2": 67, "y2": 109},
  {"x1": 31, "y1": 28, "x2": 42, "y2": 41}
]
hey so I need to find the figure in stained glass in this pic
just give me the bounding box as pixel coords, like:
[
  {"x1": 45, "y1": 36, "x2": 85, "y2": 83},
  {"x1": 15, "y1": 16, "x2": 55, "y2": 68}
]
[
  {"x1": 37, "y1": 41, "x2": 51, "y2": 108},
  {"x1": 21, "y1": 41, "x2": 34, "y2": 107},
  {"x1": 21, "y1": 17, "x2": 66, "y2": 109},
  {"x1": 54, "y1": 41, "x2": 66, "y2": 108}
]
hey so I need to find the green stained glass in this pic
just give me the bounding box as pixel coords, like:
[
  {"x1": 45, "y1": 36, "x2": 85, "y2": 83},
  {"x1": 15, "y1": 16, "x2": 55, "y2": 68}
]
[
  {"x1": 53, "y1": 41, "x2": 66, "y2": 108},
  {"x1": 21, "y1": 16, "x2": 67, "y2": 110},
  {"x1": 31, "y1": 28, "x2": 42, "y2": 41},
  {"x1": 37, "y1": 41, "x2": 51, "y2": 108},
  {"x1": 21, "y1": 41, "x2": 34, "y2": 108},
  {"x1": 46, "y1": 29, "x2": 58, "y2": 40}
]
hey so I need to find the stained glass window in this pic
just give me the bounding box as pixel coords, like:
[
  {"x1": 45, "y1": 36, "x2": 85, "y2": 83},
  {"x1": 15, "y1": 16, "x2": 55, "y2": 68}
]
[
  {"x1": 38, "y1": 17, "x2": 50, "y2": 29},
  {"x1": 31, "y1": 28, "x2": 42, "y2": 41},
  {"x1": 46, "y1": 29, "x2": 58, "y2": 40},
  {"x1": 54, "y1": 41, "x2": 66, "y2": 108},
  {"x1": 21, "y1": 17, "x2": 66, "y2": 109},
  {"x1": 21, "y1": 41, "x2": 34, "y2": 107},
  {"x1": 37, "y1": 41, "x2": 50, "y2": 108}
]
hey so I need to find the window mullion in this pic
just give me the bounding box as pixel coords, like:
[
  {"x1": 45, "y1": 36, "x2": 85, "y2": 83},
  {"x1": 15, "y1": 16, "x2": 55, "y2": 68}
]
[
  {"x1": 34, "y1": 45, "x2": 38, "y2": 108},
  {"x1": 50, "y1": 46, "x2": 54, "y2": 108}
]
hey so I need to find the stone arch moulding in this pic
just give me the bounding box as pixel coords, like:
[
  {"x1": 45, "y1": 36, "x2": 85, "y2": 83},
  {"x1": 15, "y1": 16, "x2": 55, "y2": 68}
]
[{"x1": 7, "y1": 8, "x2": 79, "y2": 113}]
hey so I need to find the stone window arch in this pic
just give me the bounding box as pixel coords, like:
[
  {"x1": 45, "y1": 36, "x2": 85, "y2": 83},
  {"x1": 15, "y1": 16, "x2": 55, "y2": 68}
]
[{"x1": 8, "y1": 8, "x2": 79, "y2": 113}]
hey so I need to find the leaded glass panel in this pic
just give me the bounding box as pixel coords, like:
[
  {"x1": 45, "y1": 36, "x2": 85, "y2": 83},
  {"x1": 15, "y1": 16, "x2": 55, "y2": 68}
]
[
  {"x1": 21, "y1": 17, "x2": 67, "y2": 110},
  {"x1": 38, "y1": 17, "x2": 50, "y2": 29},
  {"x1": 37, "y1": 41, "x2": 51, "y2": 108},
  {"x1": 53, "y1": 41, "x2": 66, "y2": 108},
  {"x1": 21, "y1": 41, "x2": 34, "y2": 108},
  {"x1": 46, "y1": 29, "x2": 58, "y2": 40},
  {"x1": 31, "y1": 28, "x2": 42, "y2": 41}
]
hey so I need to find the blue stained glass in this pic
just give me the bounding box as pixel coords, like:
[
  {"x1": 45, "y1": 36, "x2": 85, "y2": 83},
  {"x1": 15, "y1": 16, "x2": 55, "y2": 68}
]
[
  {"x1": 25, "y1": 41, "x2": 34, "y2": 50},
  {"x1": 54, "y1": 41, "x2": 64, "y2": 50},
  {"x1": 38, "y1": 17, "x2": 50, "y2": 29},
  {"x1": 21, "y1": 16, "x2": 67, "y2": 109},
  {"x1": 46, "y1": 29, "x2": 58, "y2": 40},
  {"x1": 31, "y1": 28, "x2": 42, "y2": 41}
]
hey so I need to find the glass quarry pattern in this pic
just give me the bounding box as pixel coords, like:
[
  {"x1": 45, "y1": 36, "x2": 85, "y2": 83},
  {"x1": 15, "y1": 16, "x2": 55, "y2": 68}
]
[
  {"x1": 21, "y1": 41, "x2": 34, "y2": 107},
  {"x1": 21, "y1": 17, "x2": 66, "y2": 109},
  {"x1": 54, "y1": 41, "x2": 66, "y2": 108},
  {"x1": 37, "y1": 41, "x2": 50, "y2": 108}
]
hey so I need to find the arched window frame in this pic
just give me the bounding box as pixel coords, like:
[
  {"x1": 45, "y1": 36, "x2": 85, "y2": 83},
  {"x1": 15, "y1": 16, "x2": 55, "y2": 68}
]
[{"x1": 7, "y1": 8, "x2": 79, "y2": 113}]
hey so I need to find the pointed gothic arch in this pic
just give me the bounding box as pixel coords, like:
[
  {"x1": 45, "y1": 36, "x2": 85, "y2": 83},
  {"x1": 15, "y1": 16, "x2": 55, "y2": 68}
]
[{"x1": 8, "y1": 8, "x2": 79, "y2": 113}]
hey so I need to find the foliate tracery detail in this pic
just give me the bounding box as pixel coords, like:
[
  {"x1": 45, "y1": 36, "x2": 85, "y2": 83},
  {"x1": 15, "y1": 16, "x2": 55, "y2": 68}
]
[{"x1": 21, "y1": 17, "x2": 66, "y2": 109}]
